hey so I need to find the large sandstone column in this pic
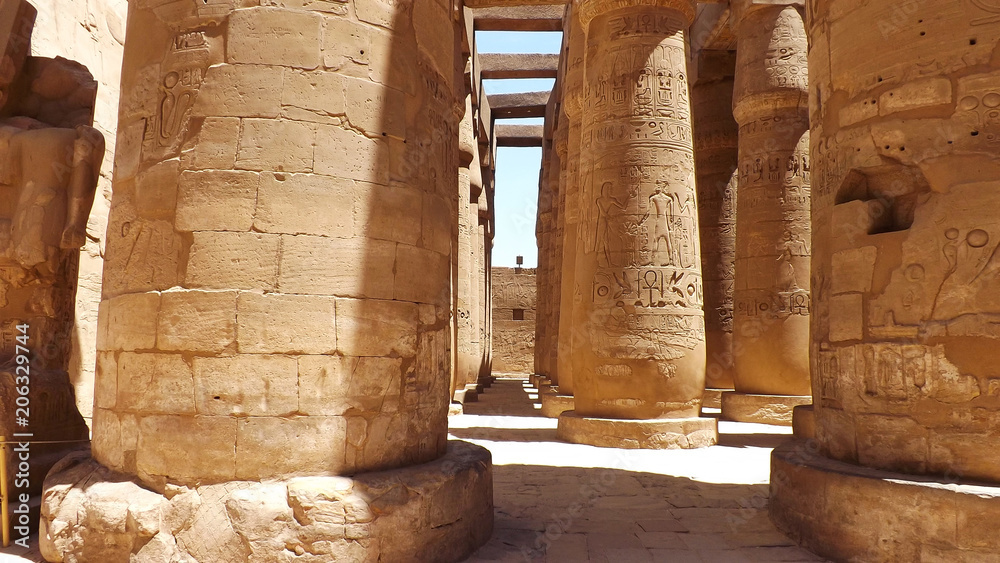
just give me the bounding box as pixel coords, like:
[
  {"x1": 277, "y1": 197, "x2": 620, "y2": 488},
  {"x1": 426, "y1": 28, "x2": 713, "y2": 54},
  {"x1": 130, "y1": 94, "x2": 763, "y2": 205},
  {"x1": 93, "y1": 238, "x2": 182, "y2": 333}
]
[
  {"x1": 545, "y1": 11, "x2": 586, "y2": 418},
  {"x1": 693, "y1": 52, "x2": 738, "y2": 392},
  {"x1": 557, "y1": 0, "x2": 717, "y2": 449},
  {"x1": 41, "y1": 4, "x2": 492, "y2": 561},
  {"x1": 455, "y1": 91, "x2": 481, "y2": 404},
  {"x1": 771, "y1": 2, "x2": 1000, "y2": 560},
  {"x1": 724, "y1": 1, "x2": 812, "y2": 425},
  {"x1": 534, "y1": 143, "x2": 556, "y2": 381}
]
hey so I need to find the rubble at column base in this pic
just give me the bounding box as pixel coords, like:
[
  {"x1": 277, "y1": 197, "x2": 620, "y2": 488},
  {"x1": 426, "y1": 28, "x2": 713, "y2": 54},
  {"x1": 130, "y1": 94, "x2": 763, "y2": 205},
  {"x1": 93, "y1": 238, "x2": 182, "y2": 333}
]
[
  {"x1": 771, "y1": 439, "x2": 1000, "y2": 562},
  {"x1": 540, "y1": 393, "x2": 575, "y2": 418},
  {"x1": 556, "y1": 411, "x2": 718, "y2": 450},
  {"x1": 40, "y1": 441, "x2": 493, "y2": 563},
  {"x1": 721, "y1": 392, "x2": 811, "y2": 426}
]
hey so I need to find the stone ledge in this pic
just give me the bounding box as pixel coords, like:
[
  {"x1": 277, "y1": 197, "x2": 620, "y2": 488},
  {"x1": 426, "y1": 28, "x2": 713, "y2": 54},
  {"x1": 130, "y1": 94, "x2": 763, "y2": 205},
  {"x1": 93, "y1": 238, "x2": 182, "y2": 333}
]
[
  {"x1": 702, "y1": 388, "x2": 726, "y2": 410},
  {"x1": 721, "y1": 392, "x2": 811, "y2": 426},
  {"x1": 556, "y1": 411, "x2": 718, "y2": 449},
  {"x1": 770, "y1": 439, "x2": 1000, "y2": 562},
  {"x1": 40, "y1": 441, "x2": 493, "y2": 563},
  {"x1": 540, "y1": 393, "x2": 575, "y2": 418}
]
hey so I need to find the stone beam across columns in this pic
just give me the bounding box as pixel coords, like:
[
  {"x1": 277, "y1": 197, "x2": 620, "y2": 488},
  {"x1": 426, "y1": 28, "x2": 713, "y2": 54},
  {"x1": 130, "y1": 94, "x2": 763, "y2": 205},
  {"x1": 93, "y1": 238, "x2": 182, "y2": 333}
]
[
  {"x1": 472, "y1": 5, "x2": 565, "y2": 29},
  {"x1": 480, "y1": 53, "x2": 560, "y2": 79},
  {"x1": 488, "y1": 90, "x2": 552, "y2": 118},
  {"x1": 497, "y1": 123, "x2": 544, "y2": 147}
]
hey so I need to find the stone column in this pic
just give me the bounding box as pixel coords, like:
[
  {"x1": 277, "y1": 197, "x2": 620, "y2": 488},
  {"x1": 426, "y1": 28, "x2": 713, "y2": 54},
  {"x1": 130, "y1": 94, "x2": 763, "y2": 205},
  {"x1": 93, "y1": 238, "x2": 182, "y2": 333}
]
[
  {"x1": 41, "y1": 3, "x2": 492, "y2": 561},
  {"x1": 534, "y1": 144, "x2": 555, "y2": 382},
  {"x1": 771, "y1": 2, "x2": 1000, "y2": 560},
  {"x1": 455, "y1": 91, "x2": 480, "y2": 405},
  {"x1": 556, "y1": 9, "x2": 587, "y2": 408},
  {"x1": 545, "y1": 117, "x2": 569, "y2": 388},
  {"x1": 723, "y1": 1, "x2": 812, "y2": 425},
  {"x1": 557, "y1": 0, "x2": 717, "y2": 450},
  {"x1": 544, "y1": 11, "x2": 585, "y2": 418},
  {"x1": 693, "y1": 52, "x2": 738, "y2": 395}
]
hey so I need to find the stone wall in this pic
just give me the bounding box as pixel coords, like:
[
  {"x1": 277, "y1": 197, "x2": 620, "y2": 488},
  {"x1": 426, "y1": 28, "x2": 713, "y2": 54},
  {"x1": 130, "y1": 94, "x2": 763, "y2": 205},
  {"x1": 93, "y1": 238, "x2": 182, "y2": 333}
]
[
  {"x1": 491, "y1": 267, "x2": 535, "y2": 374},
  {"x1": 29, "y1": 0, "x2": 127, "y2": 426}
]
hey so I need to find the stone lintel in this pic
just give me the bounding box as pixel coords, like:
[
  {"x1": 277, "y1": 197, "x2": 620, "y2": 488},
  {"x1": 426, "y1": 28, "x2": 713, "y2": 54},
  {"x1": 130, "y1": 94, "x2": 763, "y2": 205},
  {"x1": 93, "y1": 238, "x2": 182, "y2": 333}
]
[
  {"x1": 496, "y1": 124, "x2": 544, "y2": 147},
  {"x1": 472, "y1": 5, "x2": 564, "y2": 31},
  {"x1": 488, "y1": 90, "x2": 551, "y2": 119},
  {"x1": 480, "y1": 53, "x2": 559, "y2": 79}
]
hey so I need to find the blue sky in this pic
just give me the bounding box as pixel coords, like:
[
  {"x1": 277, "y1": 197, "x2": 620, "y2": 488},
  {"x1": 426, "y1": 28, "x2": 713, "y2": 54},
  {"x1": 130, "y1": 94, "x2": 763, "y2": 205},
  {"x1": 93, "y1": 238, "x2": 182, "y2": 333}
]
[{"x1": 476, "y1": 31, "x2": 563, "y2": 268}]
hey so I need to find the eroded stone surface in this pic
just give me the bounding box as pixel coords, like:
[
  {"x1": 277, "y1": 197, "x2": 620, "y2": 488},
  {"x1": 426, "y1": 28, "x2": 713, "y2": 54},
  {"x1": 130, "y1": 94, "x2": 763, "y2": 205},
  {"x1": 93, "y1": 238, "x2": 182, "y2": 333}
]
[
  {"x1": 557, "y1": 411, "x2": 718, "y2": 450},
  {"x1": 42, "y1": 442, "x2": 493, "y2": 563},
  {"x1": 721, "y1": 392, "x2": 811, "y2": 427}
]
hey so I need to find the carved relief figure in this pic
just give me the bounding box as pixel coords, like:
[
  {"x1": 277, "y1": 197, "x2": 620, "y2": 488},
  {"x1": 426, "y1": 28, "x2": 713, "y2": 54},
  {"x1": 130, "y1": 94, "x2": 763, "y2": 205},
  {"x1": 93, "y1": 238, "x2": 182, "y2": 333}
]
[{"x1": 594, "y1": 181, "x2": 627, "y2": 265}]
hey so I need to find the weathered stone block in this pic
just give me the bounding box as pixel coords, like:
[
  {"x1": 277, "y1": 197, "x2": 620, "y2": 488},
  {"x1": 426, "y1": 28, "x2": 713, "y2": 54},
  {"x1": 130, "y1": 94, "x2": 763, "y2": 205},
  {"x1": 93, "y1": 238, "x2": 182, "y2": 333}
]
[
  {"x1": 193, "y1": 355, "x2": 298, "y2": 416},
  {"x1": 97, "y1": 293, "x2": 160, "y2": 351},
  {"x1": 237, "y1": 292, "x2": 336, "y2": 354},
  {"x1": 235, "y1": 416, "x2": 347, "y2": 479},
  {"x1": 314, "y1": 124, "x2": 385, "y2": 184},
  {"x1": 394, "y1": 243, "x2": 449, "y2": 306},
  {"x1": 176, "y1": 170, "x2": 259, "y2": 232},
  {"x1": 135, "y1": 160, "x2": 179, "y2": 220},
  {"x1": 278, "y1": 235, "x2": 395, "y2": 299},
  {"x1": 828, "y1": 293, "x2": 864, "y2": 342},
  {"x1": 335, "y1": 298, "x2": 418, "y2": 357},
  {"x1": 237, "y1": 119, "x2": 316, "y2": 172},
  {"x1": 228, "y1": 7, "x2": 322, "y2": 70},
  {"x1": 353, "y1": 182, "x2": 422, "y2": 245},
  {"x1": 255, "y1": 172, "x2": 354, "y2": 237},
  {"x1": 181, "y1": 117, "x2": 241, "y2": 170},
  {"x1": 185, "y1": 231, "x2": 280, "y2": 291},
  {"x1": 137, "y1": 415, "x2": 237, "y2": 484},
  {"x1": 282, "y1": 70, "x2": 345, "y2": 121},
  {"x1": 156, "y1": 290, "x2": 238, "y2": 353},
  {"x1": 192, "y1": 64, "x2": 283, "y2": 118},
  {"x1": 344, "y1": 77, "x2": 405, "y2": 138},
  {"x1": 298, "y1": 355, "x2": 402, "y2": 416},
  {"x1": 117, "y1": 352, "x2": 196, "y2": 415}
]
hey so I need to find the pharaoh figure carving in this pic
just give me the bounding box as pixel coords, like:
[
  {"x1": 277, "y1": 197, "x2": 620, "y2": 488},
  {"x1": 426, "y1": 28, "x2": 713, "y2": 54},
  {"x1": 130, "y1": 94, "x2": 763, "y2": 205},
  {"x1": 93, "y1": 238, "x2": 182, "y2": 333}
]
[{"x1": 0, "y1": 0, "x2": 101, "y2": 507}]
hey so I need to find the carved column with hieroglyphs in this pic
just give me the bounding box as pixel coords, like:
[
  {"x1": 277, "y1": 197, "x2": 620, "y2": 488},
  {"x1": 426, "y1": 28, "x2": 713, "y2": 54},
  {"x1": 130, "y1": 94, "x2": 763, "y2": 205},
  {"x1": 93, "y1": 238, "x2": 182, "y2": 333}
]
[
  {"x1": 724, "y1": 0, "x2": 812, "y2": 425},
  {"x1": 557, "y1": 0, "x2": 717, "y2": 449}
]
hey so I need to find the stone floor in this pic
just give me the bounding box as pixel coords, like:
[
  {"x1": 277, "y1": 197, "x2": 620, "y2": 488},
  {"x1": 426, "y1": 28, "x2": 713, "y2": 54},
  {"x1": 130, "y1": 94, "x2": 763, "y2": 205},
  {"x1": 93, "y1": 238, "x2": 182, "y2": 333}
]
[
  {"x1": 455, "y1": 375, "x2": 827, "y2": 563},
  {"x1": 0, "y1": 374, "x2": 826, "y2": 563}
]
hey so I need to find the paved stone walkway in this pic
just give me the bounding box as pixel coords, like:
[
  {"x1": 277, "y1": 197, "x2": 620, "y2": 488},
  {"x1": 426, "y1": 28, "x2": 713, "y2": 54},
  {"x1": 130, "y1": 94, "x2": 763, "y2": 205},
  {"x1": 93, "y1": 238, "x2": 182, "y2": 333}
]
[{"x1": 455, "y1": 375, "x2": 827, "y2": 563}]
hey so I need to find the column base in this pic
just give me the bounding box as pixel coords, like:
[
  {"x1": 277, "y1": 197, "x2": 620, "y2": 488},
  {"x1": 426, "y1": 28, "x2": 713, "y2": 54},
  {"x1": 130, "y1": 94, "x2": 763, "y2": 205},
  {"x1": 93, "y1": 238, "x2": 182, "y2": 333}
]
[
  {"x1": 448, "y1": 402, "x2": 464, "y2": 416},
  {"x1": 556, "y1": 411, "x2": 718, "y2": 450},
  {"x1": 41, "y1": 441, "x2": 493, "y2": 563},
  {"x1": 529, "y1": 374, "x2": 550, "y2": 388},
  {"x1": 791, "y1": 405, "x2": 815, "y2": 439},
  {"x1": 701, "y1": 388, "x2": 727, "y2": 410},
  {"x1": 771, "y1": 439, "x2": 1000, "y2": 561},
  {"x1": 721, "y1": 392, "x2": 811, "y2": 426},
  {"x1": 540, "y1": 393, "x2": 575, "y2": 418}
]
